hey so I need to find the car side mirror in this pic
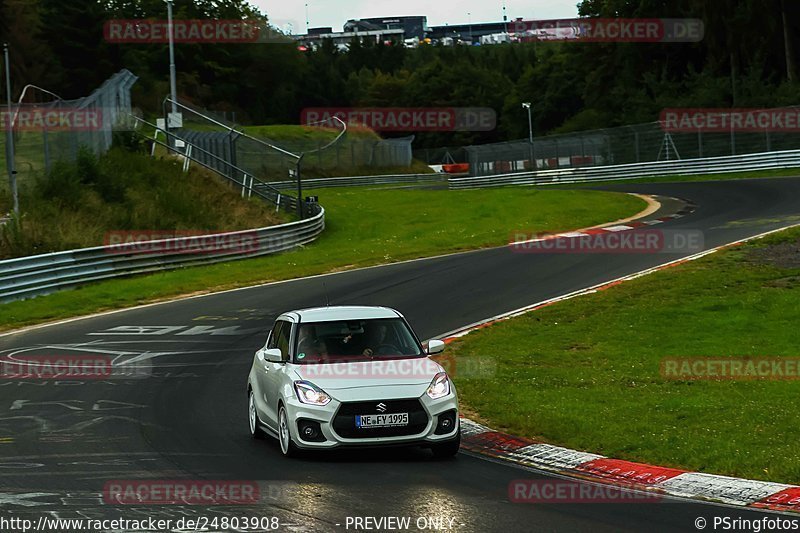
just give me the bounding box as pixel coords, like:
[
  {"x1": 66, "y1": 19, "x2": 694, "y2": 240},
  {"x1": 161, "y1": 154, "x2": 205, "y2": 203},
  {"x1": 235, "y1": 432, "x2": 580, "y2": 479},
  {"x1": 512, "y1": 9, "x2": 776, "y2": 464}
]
[
  {"x1": 427, "y1": 340, "x2": 445, "y2": 355},
  {"x1": 263, "y1": 348, "x2": 284, "y2": 363}
]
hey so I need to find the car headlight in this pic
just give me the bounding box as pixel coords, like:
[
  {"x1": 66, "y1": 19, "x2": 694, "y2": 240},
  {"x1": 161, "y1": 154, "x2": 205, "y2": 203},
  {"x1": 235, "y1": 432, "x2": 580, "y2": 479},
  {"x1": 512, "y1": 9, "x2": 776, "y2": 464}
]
[
  {"x1": 426, "y1": 372, "x2": 451, "y2": 399},
  {"x1": 294, "y1": 380, "x2": 332, "y2": 406}
]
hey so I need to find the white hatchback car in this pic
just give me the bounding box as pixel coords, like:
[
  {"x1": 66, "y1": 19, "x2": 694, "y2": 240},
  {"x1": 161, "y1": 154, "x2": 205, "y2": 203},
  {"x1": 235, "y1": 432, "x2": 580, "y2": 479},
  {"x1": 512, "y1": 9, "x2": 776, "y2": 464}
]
[{"x1": 247, "y1": 306, "x2": 460, "y2": 457}]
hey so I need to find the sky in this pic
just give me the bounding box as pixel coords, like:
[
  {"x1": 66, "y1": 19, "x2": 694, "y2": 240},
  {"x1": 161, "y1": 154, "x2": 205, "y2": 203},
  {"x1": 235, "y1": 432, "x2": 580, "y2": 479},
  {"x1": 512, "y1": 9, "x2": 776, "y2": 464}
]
[{"x1": 251, "y1": 0, "x2": 581, "y2": 34}]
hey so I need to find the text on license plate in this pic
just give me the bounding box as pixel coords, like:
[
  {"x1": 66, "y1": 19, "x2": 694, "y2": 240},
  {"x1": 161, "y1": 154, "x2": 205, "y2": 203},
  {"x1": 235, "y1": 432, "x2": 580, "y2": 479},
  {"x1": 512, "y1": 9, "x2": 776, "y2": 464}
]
[{"x1": 355, "y1": 413, "x2": 409, "y2": 428}]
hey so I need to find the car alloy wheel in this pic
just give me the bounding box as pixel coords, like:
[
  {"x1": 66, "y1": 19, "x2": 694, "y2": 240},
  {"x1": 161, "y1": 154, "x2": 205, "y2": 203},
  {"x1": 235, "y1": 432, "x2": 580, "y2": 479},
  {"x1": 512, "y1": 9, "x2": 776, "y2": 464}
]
[
  {"x1": 278, "y1": 406, "x2": 298, "y2": 457},
  {"x1": 249, "y1": 391, "x2": 264, "y2": 439}
]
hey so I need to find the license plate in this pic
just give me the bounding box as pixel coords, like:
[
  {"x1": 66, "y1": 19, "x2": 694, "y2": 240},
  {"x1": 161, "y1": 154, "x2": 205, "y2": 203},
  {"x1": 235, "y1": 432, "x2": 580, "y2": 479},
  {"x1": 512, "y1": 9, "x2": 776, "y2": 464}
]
[{"x1": 355, "y1": 412, "x2": 409, "y2": 428}]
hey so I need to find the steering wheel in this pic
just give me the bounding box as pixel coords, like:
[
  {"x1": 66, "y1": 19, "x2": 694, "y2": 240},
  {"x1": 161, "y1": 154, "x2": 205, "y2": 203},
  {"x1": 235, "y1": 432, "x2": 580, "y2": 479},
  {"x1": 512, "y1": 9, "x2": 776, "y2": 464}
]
[{"x1": 375, "y1": 343, "x2": 402, "y2": 356}]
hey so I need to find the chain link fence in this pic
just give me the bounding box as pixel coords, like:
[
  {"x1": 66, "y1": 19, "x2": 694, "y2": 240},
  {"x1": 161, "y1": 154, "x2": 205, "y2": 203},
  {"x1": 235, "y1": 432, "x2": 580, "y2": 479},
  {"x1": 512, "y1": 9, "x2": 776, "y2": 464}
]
[
  {"x1": 162, "y1": 98, "x2": 414, "y2": 186},
  {"x1": 463, "y1": 108, "x2": 800, "y2": 176},
  {"x1": 413, "y1": 146, "x2": 469, "y2": 165},
  {"x1": 2, "y1": 70, "x2": 138, "y2": 180}
]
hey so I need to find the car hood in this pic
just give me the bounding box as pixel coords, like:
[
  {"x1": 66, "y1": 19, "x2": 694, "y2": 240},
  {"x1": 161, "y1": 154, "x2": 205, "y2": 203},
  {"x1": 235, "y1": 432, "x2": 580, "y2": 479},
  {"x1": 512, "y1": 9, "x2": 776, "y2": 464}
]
[{"x1": 289, "y1": 358, "x2": 443, "y2": 392}]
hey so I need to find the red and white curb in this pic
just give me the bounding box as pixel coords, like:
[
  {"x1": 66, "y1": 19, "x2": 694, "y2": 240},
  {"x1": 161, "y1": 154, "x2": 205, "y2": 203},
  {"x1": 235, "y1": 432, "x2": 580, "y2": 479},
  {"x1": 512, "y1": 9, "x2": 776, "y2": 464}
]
[
  {"x1": 444, "y1": 221, "x2": 800, "y2": 513},
  {"x1": 510, "y1": 198, "x2": 696, "y2": 247},
  {"x1": 459, "y1": 419, "x2": 800, "y2": 512}
]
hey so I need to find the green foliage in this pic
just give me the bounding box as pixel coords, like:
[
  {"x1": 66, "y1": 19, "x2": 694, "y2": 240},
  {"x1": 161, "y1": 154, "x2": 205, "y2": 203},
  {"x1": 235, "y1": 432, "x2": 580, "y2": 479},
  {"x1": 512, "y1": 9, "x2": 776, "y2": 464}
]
[
  {"x1": 1, "y1": 147, "x2": 284, "y2": 258},
  {"x1": 0, "y1": 187, "x2": 644, "y2": 330},
  {"x1": 2, "y1": 0, "x2": 800, "y2": 148}
]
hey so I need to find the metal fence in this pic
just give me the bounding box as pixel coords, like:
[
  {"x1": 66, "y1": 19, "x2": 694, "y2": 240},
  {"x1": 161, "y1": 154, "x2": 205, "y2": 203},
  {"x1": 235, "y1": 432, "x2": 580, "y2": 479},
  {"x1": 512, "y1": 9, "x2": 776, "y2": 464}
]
[
  {"x1": 464, "y1": 109, "x2": 800, "y2": 177},
  {"x1": 133, "y1": 115, "x2": 299, "y2": 214},
  {"x1": 0, "y1": 205, "x2": 325, "y2": 303},
  {"x1": 413, "y1": 146, "x2": 469, "y2": 165},
  {"x1": 2, "y1": 70, "x2": 138, "y2": 178},
  {"x1": 449, "y1": 148, "x2": 800, "y2": 189},
  {"x1": 165, "y1": 99, "x2": 415, "y2": 186},
  {"x1": 269, "y1": 172, "x2": 448, "y2": 190}
]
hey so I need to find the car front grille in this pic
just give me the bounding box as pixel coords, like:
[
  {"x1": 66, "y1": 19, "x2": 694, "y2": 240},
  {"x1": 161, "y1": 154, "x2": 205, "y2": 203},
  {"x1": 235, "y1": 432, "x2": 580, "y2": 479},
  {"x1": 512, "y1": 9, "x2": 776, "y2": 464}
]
[{"x1": 332, "y1": 398, "x2": 428, "y2": 438}]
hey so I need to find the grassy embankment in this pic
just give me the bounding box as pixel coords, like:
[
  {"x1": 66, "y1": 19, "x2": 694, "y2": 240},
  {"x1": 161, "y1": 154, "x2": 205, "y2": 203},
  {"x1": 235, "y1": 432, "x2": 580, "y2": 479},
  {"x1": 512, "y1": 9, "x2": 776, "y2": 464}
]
[
  {"x1": 449, "y1": 226, "x2": 800, "y2": 483},
  {"x1": 0, "y1": 185, "x2": 645, "y2": 332}
]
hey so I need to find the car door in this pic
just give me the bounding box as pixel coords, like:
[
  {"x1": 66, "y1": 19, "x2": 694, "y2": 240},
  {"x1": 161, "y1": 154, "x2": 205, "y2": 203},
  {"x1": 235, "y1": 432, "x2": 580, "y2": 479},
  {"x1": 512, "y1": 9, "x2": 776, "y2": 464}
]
[{"x1": 262, "y1": 320, "x2": 292, "y2": 430}]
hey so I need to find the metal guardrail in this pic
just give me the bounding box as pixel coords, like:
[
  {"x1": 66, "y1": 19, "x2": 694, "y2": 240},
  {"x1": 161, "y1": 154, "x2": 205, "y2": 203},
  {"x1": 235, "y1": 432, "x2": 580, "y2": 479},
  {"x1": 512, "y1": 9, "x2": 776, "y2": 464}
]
[
  {"x1": 0, "y1": 206, "x2": 325, "y2": 303},
  {"x1": 269, "y1": 173, "x2": 448, "y2": 190},
  {"x1": 449, "y1": 149, "x2": 800, "y2": 189}
]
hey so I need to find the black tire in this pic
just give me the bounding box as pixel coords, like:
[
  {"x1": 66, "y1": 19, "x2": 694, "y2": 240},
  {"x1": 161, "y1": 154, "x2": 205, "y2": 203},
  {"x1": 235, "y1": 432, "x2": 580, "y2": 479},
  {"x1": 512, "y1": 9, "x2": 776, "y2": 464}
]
[
  {"x1": 431, "y1": 432, "x2": 461, "y2": 458},
  {"x1": 248, "y1": 390, "x2": 266, "y2": 439}
]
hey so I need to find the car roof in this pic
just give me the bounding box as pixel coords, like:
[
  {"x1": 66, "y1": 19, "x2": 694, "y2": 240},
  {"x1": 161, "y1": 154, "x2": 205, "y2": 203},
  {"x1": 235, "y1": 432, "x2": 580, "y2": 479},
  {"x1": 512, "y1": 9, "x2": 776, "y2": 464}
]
[{"x1": 283, "y1": 306, "x2": 402, "y2": 323}]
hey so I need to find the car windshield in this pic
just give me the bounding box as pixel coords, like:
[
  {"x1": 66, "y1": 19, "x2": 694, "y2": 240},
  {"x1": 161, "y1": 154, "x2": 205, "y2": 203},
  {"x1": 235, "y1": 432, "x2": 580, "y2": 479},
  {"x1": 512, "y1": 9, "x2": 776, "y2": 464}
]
[{"x1": 293, "y1": 318, "x2": 423, "y2": 364}]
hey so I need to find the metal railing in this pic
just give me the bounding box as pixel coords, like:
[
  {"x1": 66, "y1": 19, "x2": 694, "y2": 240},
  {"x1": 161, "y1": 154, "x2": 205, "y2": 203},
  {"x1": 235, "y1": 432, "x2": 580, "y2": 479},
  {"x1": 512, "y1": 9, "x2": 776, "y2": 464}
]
[
  {"x1": 449, "y1": 148, "x2": 800, "y2": 189},
  {"x1": 0, "y1": 205, "x2": 325, "y2": 303},
  {"x1": 463, "y1": 108, "x2": 800, "y2": 177},
  {"x1": 269, "y1": 172, "x2": 448, "y2": 190},
  {"x1": 134, "y1": 116, "x2": 299, "y2": 213}
]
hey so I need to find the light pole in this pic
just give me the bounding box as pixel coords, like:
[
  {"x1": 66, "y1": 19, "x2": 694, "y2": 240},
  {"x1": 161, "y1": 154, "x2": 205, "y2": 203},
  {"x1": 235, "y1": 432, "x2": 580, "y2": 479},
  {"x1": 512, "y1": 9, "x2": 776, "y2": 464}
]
[
  {"x1": 165, "y1": 0, "x2": 178, "y2": 115},
  {"x1": 522, "y1": 102, "x2": 534, "y2": 171},
  {"x1": 3, "y1": 43, "x2": 18, "y2": 216},
  {"x1": 467, "y1": 12, "x2": 473, "y2": 44}
]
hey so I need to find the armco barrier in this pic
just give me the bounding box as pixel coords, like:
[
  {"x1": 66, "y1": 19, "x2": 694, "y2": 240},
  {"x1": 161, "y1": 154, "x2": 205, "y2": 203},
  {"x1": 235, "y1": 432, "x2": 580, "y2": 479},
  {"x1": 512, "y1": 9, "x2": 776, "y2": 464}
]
[
  {"x1": 0, "y1": 207, "x2": 325, "y2": 303},
  {"x1": 449, "y1": 149, "x2": 800, "y2": 189},
  {"x1": 268, "y1": 173, "x2": 448, "y2": 190}
]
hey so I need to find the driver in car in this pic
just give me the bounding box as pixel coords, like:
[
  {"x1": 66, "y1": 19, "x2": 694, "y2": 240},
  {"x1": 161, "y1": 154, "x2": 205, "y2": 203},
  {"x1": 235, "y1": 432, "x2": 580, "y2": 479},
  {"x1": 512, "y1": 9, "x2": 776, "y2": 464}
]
[{"x1": 361, "y1": 323, "x2": 390, "y2": 356}]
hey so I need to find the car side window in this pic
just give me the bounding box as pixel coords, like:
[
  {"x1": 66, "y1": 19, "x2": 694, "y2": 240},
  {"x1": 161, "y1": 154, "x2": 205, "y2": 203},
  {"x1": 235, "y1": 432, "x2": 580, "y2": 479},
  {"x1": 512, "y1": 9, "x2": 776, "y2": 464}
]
[
  {"x1": 275, "y1": 322, "x2": 291, "y2": 361},
  {"x1": 266, "y1": 322, "x2": 283, "y2": 350}
]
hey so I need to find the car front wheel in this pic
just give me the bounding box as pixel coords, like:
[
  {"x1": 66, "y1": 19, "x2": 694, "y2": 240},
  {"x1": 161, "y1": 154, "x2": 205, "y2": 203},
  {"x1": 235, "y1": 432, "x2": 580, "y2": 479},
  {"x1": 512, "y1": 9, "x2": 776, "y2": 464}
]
[
  {"x1": 278, "y1": 405, "x2": 299, "y2": 457},
  {"x1": 248, "y1": 390, "x2": 265, "y2": 439}
]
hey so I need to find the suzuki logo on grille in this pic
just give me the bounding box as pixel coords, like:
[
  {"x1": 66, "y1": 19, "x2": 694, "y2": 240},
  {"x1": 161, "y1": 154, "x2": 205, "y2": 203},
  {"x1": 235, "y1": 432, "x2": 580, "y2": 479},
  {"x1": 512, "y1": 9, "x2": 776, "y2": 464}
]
[{"x1": 376, "y1": 403, "x2": 388, "y2": 413}]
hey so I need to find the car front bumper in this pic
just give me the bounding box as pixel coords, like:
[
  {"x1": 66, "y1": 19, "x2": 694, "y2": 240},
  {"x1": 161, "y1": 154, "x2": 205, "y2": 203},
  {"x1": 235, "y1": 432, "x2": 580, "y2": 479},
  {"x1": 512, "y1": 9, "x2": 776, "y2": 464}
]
[{"x1": 284, "y1": 391, "x2": 460, "y2": 450}]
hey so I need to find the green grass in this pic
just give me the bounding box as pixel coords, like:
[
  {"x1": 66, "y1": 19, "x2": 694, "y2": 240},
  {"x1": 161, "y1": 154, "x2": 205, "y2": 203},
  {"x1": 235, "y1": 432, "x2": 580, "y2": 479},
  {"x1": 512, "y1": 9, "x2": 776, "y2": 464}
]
[
  {"x1": 242, "y1": 124, "x2": 379, "y2": 142},
  {"x1": 0, "y1": 187, "x2": 644, "y2": 332},
  {"x1": 448, "y1": 226, "x2": 800, "y2": 484},
  {"x1": 0, "y1": 148, "x2": 285, "y2": 258}
]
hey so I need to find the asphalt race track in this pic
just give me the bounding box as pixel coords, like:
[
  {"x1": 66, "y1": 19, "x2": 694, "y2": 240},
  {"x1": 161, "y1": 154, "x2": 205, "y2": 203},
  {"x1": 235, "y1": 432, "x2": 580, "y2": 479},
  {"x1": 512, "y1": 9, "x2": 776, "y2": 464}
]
[{"x1": 2, "y1": 177, "x2": 800, "y2": 532}]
